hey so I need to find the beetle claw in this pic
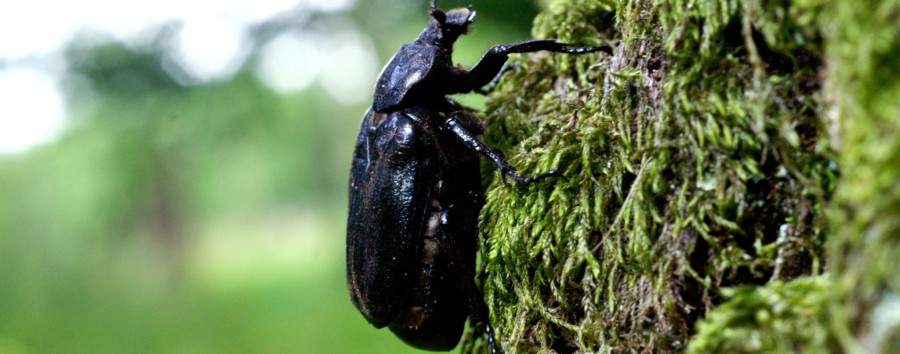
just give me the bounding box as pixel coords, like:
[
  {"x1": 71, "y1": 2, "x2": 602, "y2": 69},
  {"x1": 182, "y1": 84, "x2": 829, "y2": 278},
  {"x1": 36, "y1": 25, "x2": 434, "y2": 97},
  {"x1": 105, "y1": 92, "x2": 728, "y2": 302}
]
[
  {"x1": 504, "y1": 167, "x2": 563, "y2": 186},
  {"x1": 475, "y1": 63, "x2": 519, "y2": 95},
  {"x1": 498, "y1": 169, "x2": 513, "y2": 185},
  {"x1": 485, "y1": 323, "x2": 500, "y2": 354}
]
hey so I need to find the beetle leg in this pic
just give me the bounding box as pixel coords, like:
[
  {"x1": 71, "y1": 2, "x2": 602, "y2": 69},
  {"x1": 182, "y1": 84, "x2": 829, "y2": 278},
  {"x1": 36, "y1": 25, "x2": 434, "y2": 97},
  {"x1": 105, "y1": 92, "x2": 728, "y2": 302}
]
[
  {"x1": 445, "y1": 97, "x2": 478, "y2": 113},
  {"x1": 444, "y1": 113, "x2": 560, "y2": 185},
  {"x1": 437, "y1": 207, "x2": 502, "y2": 354},
  {"x1": 468, "y1": 288, "x2": 501, "y2": 354},
  {"x1": 469, "y1": 297, "x2": 501, "y2": 354},
  {"x1": 474, "y1": 63, "x2": 517, "y2": 95},
  {"x1": 463, "y1": 40, "x2": 613, "y2": 91}
]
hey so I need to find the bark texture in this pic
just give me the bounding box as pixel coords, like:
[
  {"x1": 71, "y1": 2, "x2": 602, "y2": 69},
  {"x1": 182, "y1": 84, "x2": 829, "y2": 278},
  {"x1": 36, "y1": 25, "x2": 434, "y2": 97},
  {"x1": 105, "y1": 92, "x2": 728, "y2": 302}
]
[{"x1": 462, "y1": 0, "x2": 899, "y2": 353}]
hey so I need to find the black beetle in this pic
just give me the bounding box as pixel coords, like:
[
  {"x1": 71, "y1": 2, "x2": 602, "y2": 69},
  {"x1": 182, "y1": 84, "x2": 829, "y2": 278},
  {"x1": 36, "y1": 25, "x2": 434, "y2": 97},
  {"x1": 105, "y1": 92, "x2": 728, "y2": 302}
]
[{"x1": 347, "y1": 1, "x2": 611, "y2": 352}]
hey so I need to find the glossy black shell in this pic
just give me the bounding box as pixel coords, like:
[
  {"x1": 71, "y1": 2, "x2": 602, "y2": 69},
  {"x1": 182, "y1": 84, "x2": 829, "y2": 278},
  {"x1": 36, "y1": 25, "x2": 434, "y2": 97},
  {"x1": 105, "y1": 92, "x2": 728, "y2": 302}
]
[
  {"x1": 373, "y1": 43, "x2": 430, "y2": 111},
  {"x1": 347, "y1": 105, "x2": 481, "y2": 350}
]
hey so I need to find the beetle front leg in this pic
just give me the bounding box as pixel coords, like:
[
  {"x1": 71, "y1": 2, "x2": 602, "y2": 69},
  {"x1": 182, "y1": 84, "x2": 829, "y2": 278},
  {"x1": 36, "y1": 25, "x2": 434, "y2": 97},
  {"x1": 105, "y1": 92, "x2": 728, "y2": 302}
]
[
  {"x1": 444, "y1": 113, "x2": 560, "y2": 185},
  {"x1": 461, "y1": 40, "x2": 613, "y2": 91}
]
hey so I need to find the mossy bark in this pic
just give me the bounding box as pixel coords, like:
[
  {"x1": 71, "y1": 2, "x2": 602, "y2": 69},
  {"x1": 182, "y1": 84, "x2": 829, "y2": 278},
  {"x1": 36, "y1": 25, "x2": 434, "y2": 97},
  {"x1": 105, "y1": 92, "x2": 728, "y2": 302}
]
[{"x1": 463, "y1": 0, "x2": 899, "y2": 353}]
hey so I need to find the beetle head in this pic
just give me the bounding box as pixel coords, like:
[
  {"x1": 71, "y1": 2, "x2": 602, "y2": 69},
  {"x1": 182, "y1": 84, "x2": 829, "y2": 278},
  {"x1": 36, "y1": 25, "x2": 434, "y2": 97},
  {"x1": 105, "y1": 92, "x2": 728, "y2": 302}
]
[{"x1": 423, "y1": 1, "x2": 476, "y2": 46}]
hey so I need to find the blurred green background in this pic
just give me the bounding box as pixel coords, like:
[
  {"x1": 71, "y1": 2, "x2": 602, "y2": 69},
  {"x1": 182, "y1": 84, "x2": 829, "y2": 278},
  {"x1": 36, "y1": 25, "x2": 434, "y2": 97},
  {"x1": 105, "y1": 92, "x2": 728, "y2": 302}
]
[{"x1": 0, "y1": 0, "x2": 538, "y2": 352}]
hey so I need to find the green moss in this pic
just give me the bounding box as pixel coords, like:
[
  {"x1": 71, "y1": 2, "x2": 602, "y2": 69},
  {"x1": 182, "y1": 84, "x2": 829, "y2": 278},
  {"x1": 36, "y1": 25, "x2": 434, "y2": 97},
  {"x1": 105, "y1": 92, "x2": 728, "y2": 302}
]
[
  {"x1": 461, "y1": 0, "x2": 898, "y2": 352},
  {"x1": 686, "y1": 276, "x2": 833, "y2": 353},
  {"x1": 465, "y1": 0, "x2": 838, "y2": 352}
]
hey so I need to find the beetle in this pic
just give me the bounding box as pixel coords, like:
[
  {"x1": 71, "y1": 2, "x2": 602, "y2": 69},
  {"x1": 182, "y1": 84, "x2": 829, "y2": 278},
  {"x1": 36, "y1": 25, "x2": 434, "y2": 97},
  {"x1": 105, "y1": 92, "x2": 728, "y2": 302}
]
[{"x1": 347, "y1": 1, "x2": 611, "y2": 352}]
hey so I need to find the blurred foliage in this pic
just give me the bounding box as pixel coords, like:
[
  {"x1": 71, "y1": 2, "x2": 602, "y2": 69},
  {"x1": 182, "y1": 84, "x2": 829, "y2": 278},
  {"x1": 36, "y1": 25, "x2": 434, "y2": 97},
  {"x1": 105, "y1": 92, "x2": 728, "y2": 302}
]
[
  {"x1": 821, "y1": 0, "x2": 900, "y2": 352},
  {"x1": 687, "y1": 276, "x2": 833, "y2": 353},
  {"x1": 0, "y1": 0, "x2": 540, "y2": 352}
]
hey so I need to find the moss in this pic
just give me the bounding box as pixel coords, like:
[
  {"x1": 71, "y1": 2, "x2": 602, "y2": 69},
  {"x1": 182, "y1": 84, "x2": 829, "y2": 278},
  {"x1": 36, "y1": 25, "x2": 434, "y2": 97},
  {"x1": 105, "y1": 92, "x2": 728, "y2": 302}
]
[
  {"x1": 686, "y1": 276, "x2": 833, "y2": 353},
  {"x1": 464, "y1": 0, "x2": 840, "y2": 352},
  {"x1": 459, "y1": 0, "x2": 898, "y2": 352}
]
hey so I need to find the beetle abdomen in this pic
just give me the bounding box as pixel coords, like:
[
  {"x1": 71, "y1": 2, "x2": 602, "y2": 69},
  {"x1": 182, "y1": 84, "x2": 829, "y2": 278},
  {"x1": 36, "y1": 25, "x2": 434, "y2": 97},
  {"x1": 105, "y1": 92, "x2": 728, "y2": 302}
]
[{"x1": 388, "y1": 180, "x2": 468, "y2": 350}]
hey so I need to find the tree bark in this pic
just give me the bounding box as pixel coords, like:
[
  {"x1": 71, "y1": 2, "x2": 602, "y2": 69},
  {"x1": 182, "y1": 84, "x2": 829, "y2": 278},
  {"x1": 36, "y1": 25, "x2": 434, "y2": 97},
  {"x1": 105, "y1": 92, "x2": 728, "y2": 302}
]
[{"x1": 466, "y1": 0, "x2": 899, "y2": 353}]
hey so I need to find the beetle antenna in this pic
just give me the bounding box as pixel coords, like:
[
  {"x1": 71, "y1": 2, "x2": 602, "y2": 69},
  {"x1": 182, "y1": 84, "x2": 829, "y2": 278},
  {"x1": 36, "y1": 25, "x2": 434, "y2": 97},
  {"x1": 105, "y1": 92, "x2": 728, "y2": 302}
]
[{"x1": 430, "y1": 0, "x2": 446, "y2": 24}]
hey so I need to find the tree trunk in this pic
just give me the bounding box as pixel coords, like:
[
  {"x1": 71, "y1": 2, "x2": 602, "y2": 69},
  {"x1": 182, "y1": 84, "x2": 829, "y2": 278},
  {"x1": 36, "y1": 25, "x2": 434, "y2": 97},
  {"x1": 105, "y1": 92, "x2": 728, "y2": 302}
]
[{"x1": 468, "y1": 0, "x2": 899, "y2": 353}]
